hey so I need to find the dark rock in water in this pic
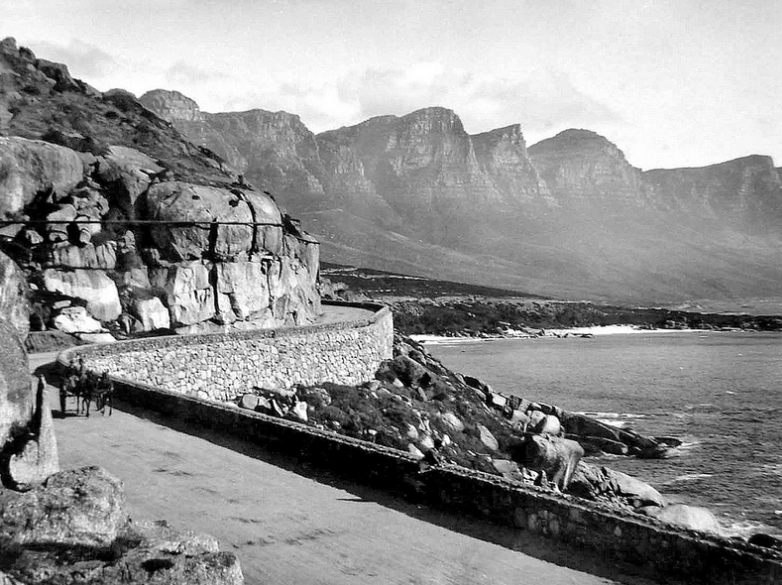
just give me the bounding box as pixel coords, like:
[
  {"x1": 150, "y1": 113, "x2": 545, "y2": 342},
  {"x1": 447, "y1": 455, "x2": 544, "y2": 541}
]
[
  {"x1": 560, "y1": 412, "x2": 664, "y2": 458},
  {"x1": 654, "y1": 436, "x2": 683, "y2": 448},
  {"x1": 0, "y1": 466, "x2": 128, "y2": 548},
  {"x1": 510, "y1": 434, "x2": 583, "y2": 490},
  {"x1": 568, "y1": 462, "x2": 666, "y2": 509},
  {"x1": 575, "y1": 435, "x2": 629, "y2": 456},
  {"x1": 748, "y1": 533, "x2": 782, "y2": 550},
  {"x1": 650, "y1": 504, "x2": 721, "y2": 535}
]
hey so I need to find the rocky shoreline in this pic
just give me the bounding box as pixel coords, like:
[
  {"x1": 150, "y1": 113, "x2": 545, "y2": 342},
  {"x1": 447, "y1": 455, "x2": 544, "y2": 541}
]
[{"x1": 231, "y1": 334, "x2": 737, "y2": 537}]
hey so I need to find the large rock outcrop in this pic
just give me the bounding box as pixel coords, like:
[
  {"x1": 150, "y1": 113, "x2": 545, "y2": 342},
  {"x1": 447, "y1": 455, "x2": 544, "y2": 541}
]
[{"x1": 0, "y1": 39, "x2": 321, "y2": 334}]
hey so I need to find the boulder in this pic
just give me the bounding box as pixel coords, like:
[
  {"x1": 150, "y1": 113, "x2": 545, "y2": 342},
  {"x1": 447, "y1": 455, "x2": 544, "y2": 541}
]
[
  {"x1": 0, "y1": 319, "x2": 33, "y2": 452},
  {"x1": 408, "y1": 444, "x2": 425, "y2": 459},
  {"x1": 419, "y1": 433, "x2": 436, "y2": 451},
  {"x1": 146, "y1": 182, "x2": 254, "y2": 261},
  {"x1": 651, "y1": 504, "x2": 721, "y2": 535},
  {"x1": 440, "y1": 411, "x2": 465, "y2": 433},
  {"x1": 477, "y1": 424, "x2": 499, "y2": 451},
  {"x1": 52, "y1": 305, "x2": 104, "y2": 334},
  {"x1": 511, "y1": 434, "x2": 584, "y2": 489},
  {"x1": 528, "y1": 410, "x2": 546, "y2": 429},
  {"x1": 289, "y1": 401, "x2": 308, "y2": 423},
  {"x1": 42, "y1": 269, "x2": 121, "y2": 321},
  {"x1": 120, "y1": 266, "x2": 151, "y2": 290},
  {"x1": 96, "y1": 145, "x2": 163, "y2": 213},
  {"x1": 132, "y1": 296, "x2": 171, "y2": 331},
  {"x1": 568, "y1": 462, "x2": 667, "y2": 508},
  {"x1": 158, "y1": 262, "x2": 214, "y2": 326},
  {"x1": 239, "y1": 394, "x2": 260, "y2": 410},
  {"x1": 0, "y1": 466, "x2": 128, "y2": 547},
  {"x1": 49, "y1": 242, "x2": 100, "y2": 269},
  {"x1": 509, "y1": 409, "x2": 530, "y2": 429},
  {"x1": 0, "y1": 137, "x2": 84, "y2": 219},
  {"x1": 103, "y1": 519, "x2": 245, "y2": 585},
  {"x1": 560, "y1": 412, "x2": 660, "y2": 455},
  {"x1": 533, "y1": 414, "x2": 561, "y2": 436},
  {"x1": 216, "y1": 261, "x2": 270, "y2": 321},
  {"x1": 385, "y1": 355, "x2": 432, "y2": 389},
  {"x1": 604, "y1": 467, "x2": 667, "y2": 508},
  {"x1": 489, "y1": 393, "x2": 507, "y2": 410},
  {"x1": 7, "y1": 380, "x2": 59, "y2": 487},
  {"x1": 45, "y1": 203, "x2": 78, "y2": 242},
  {"x1": 0, "y1": 253, "x2": 30, "y2": 338}
]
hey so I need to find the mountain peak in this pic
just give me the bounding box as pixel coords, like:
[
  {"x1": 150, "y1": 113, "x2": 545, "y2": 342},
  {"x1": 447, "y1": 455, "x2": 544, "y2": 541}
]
[{"x1": 139, "y1": 89, "x2": 202, "y2": 122}]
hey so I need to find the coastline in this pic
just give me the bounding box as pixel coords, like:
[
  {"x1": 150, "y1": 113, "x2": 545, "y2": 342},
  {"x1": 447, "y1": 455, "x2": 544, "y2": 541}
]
[{"x1": 410, "y1": 324, "x2": 717, "y2": 344}]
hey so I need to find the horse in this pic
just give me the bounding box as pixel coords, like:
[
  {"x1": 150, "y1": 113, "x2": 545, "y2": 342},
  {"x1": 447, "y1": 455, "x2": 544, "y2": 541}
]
[{"x1": 80, "y1": 372, "x2": 114, "y2": 417}]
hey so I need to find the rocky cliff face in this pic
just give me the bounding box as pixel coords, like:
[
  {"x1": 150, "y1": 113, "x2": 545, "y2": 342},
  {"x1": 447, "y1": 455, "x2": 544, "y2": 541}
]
[
  {"x1": 528, "y1": 129, "x2": 647, "y2": 209},
  {"x1": 141, "y1": 89, "x2": 782, "y2": 308},
  {"x1": 139, "y1": 90, "x2": 326, "y2": 209},
  {"x1": 643, "y1": 155, "x2": 782, "y2": 231},
  {"x1": 0, "y1": 39, "x2": 320, "y2": 338}
]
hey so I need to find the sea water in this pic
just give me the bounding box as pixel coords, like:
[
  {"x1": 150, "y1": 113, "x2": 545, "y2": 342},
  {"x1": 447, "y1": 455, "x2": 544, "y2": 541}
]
[{"x1": 427, "y1": 331, "x2": 782, "y2": 536}]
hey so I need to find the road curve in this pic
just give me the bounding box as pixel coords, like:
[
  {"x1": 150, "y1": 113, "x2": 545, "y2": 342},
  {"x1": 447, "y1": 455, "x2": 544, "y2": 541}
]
[{"x1": 30, "y1": 351, "x2": 640, "y2": 585}]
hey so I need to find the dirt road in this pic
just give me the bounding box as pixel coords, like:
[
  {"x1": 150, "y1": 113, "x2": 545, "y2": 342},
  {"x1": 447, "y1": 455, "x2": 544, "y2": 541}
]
[{"x1": 30, "y1": 352, "x2": 634, "y2": 585}]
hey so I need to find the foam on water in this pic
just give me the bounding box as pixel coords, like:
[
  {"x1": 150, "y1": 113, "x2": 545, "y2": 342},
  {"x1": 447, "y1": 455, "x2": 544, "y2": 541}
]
[{"x1": 666, "y1": 473, "x2": 713, "y2": 483}]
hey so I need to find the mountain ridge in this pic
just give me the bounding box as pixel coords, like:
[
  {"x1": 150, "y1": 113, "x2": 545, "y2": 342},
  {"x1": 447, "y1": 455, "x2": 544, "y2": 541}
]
[{"x1": 137, "y1": 90, "x2": 782, "y2": 309}]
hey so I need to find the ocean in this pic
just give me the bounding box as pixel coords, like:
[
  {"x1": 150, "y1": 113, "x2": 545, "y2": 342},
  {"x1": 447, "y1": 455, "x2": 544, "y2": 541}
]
[{"x1": 426, "y1": 331, "x2": 782, "y2": 537}]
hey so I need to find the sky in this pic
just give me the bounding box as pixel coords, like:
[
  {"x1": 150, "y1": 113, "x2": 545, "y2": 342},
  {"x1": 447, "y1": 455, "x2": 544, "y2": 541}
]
[{"x1": 4, "y1": 0, "x2": 781, "y2": 170}]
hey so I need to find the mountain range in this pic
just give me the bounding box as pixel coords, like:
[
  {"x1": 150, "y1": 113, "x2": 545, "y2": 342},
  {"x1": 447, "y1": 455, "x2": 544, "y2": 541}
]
[{"x1": 139, "y1": 89, "x2": 782, "y2": 310}]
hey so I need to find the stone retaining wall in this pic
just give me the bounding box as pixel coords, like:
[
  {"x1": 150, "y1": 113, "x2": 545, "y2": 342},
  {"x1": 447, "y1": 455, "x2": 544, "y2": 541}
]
[
  {"x1": 56, "y1": 307, "x2": 782, "y2": 585},
  {"x1": 66, "y1": 302, "x2": 393, "y2": 400}
]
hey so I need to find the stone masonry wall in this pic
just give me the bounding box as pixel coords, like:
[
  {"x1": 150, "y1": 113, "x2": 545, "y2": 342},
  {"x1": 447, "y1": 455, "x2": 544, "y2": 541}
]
[{"x1": 70, "y1": 302, "x2": 393, "y2": 400}]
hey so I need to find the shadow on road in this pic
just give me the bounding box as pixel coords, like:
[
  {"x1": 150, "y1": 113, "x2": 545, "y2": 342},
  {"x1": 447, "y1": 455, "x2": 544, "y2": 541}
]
[{"x1": 108, "y1": 397, "x2": 663, "y2": 585}]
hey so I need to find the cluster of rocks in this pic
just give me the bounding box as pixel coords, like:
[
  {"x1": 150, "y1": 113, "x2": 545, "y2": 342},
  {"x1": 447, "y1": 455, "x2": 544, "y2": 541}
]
[
  {"x1": 0, "y1": 467, "x2": 244, "y2": 585},
  {"x1": 233, "y1": 334, "x2": 724, "y2": 534},
  {"x1": 0, "y1": 249, "x2": 244, "y2": 584},
  {"x1": 0, "y1": 38, "x2": 320, "y2": 342}
]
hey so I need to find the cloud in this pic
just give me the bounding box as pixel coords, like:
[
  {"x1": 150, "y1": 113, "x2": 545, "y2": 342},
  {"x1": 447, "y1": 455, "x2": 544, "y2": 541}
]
[
  {"x1": 31, "y1": 39, "x2": 117, "y2": 79},
  {"x1": 165, "y1": 61, "x2": 228, "y2": 86},
  {"x1": 336, "y1": 63, "x2": 622, "y2": 136},
  {"x1": 195, "y1": 62, "x2": 624, "y2": 142}
]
